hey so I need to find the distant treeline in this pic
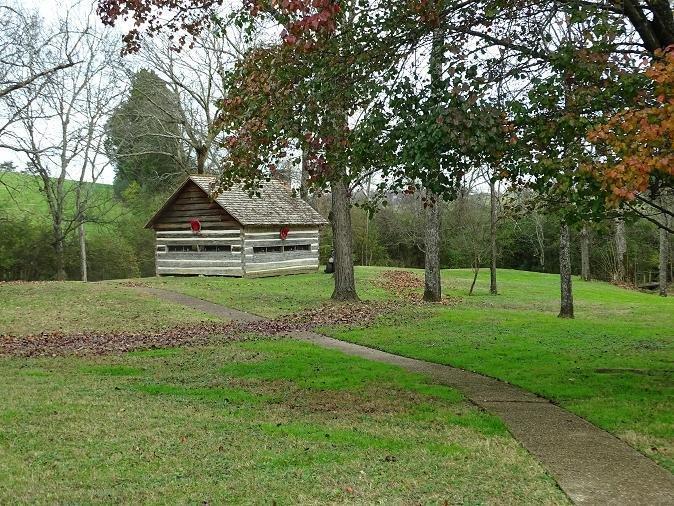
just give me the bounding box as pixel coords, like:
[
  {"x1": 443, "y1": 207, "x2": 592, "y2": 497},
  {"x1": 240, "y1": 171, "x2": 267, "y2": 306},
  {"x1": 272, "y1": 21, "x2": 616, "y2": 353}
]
[{"x1": 1, "y1": 169, "x2": 670, "y2": 284}]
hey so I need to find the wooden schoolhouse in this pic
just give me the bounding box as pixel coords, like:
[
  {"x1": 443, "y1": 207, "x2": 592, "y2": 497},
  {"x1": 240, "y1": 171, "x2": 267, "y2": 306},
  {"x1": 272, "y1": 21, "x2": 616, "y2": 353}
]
[{"x1": 145, "y1": 175, "x2": 328, "y2": 277}]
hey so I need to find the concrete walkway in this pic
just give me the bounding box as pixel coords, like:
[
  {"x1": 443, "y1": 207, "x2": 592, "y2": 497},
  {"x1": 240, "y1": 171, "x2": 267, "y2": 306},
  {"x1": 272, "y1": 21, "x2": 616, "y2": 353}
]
[
  {"x1": 136, "y1": 286, "x2": 264, "y2": 322},
  {"x1": 139, "y1": 287, "x2": 674, "y2": 505}
]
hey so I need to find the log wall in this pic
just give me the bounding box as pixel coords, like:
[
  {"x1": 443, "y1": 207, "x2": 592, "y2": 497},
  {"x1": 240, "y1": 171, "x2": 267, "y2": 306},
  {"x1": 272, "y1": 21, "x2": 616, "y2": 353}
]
[
  {"x1": 155, "y1": 229, "x2": 244, "y2": 276},
  {"x1": 242, "y1": 226, "x2": 320, "y2": 277}
]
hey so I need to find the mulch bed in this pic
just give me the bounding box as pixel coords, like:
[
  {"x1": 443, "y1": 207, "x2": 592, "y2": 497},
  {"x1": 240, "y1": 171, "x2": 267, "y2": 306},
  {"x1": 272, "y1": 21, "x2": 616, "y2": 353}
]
[{"x1": 0, "y1": 301, "x2": 402, "y2": 358}]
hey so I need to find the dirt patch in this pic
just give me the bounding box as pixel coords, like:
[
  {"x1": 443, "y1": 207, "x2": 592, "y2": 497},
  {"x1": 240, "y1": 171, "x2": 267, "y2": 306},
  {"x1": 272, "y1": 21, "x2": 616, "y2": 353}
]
[{"x1": 0, "y1": 301, "x2": 400, "y2": 357}]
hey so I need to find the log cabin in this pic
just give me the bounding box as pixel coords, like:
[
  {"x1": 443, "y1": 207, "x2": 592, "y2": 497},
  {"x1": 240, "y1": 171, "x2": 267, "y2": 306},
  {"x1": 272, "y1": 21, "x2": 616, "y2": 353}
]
[{"x1": 145, "y1": 175, "x2": 328, "y2": 277}]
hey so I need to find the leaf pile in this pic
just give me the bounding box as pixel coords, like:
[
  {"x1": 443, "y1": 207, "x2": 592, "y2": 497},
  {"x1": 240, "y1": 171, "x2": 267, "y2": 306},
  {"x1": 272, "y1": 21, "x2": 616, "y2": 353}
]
[
  {"x1": 0, "y1": 301, "x2": 400, "y2": 357},
  {"x1": 375, "y1": 270, "x2": 425, "y2": 299},
  {"x1": 375, "y1": 270, "x2": 459, "y2": 305}
]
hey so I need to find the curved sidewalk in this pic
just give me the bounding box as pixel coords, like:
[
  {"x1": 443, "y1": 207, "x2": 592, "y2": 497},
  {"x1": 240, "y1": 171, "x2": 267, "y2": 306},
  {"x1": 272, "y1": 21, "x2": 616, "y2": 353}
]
[{"x1": 139, "y1": 287, "x2": 674, "y2": 505}]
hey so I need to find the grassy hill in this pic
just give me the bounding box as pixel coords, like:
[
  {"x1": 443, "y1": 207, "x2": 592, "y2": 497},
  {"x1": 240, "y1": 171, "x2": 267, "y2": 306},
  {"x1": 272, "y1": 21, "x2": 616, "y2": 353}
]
[
  {"x1": 0, "y1": 171, "x2": 122, "y2": 235},
  {"x1": 0, "y1": 171, "x2": 159, "y2": 281},
  {"x1": 1, "y1": 267, "x2": 671, "y2": 476},
  {"x1": 0, "y1": 269, "x2": 574, "y2": 503}
]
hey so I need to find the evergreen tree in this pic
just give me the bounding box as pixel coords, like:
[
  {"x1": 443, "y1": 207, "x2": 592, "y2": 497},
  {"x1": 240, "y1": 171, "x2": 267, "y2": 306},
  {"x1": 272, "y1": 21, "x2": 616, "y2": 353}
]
[{"x1": 107, "y1": 69, "x2": 187, "y2": 194}]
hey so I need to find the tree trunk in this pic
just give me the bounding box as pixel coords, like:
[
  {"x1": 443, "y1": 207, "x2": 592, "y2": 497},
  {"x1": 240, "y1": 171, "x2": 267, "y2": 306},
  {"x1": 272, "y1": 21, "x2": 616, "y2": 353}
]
[
  {"x1": 330, "y1": 179, "x2": 358, "y2": 301},
  {"x1": 424, "y1": 190, "x2": 442, "y2": 302},
  {"x1": 79, "y1": 220, "x2": 88, "y2": 282},
  {"x1": 469, "y1": 259, "x2": 480, "y2": 296},
  {"x1": 559, "y1": 221, "x2": 574, "y2": 319},
  {"x1": 489, "y1": 179, "x2": 498, "y2": 295},
  {"x1": 660, "y1": 219, "x2": 670, "y2": 297},
  {"x1": 53, "y1": 217, "x2": 66, "y2": 281},
  {"x1": 299, "y1": 152, "x2": 310, "y2": 202},
  {"x1": 613, "y1": 218, "x2": 627, "y2": 283},
  {"x1": 580, "y1": 223, "x2": 591, "y2": 282},
  {"x1": 195, "y1": 145, "x2": 207, "y2": 174},
  {"x1": 422, "y1": 21, "x2": 445, "y2": 303}
]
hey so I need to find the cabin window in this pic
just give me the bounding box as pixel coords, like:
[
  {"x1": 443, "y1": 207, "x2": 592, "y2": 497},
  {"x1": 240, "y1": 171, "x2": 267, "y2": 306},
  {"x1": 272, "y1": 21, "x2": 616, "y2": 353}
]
[
  {"x1": 254, "y1": 244, "x2": 311, "y2": 254},
  {"x1": 284, "y1": 244, "x2": 311, "y2": 252},
  {"x1": 201, "y1": 245, "x2": 231, "y2": 252},
  {"x1": 253, "y1": 246, "x2": 283, "y2": 253},
  {"x1": 168, "y1": 245, "x2": 195, "y2": 252}
]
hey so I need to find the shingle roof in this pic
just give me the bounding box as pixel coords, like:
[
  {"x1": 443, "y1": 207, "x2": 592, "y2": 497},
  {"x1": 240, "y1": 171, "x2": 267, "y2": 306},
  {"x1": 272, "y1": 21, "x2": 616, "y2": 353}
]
[{"x1": 148, "y1": 175, "x2": 328, "y2": 227}]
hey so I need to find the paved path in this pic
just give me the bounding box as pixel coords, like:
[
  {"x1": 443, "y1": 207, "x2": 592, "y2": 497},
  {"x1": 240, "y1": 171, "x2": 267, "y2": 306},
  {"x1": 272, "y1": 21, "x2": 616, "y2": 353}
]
[
  {"x1": 139, "y1": 287, "x2": 674, "y2": 505},
  {"x1": 136, "y1": 286, "x2": 264, "y2": 322}
]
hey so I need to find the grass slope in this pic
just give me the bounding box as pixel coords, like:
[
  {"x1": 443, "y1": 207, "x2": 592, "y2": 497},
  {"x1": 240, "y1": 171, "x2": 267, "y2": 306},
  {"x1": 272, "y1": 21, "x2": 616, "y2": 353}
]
[
  {"x1": 142, "y1": 268, "x2": 393, "y2": 318},
  {"x1": 0, "y1": 282, "x2": 217, "y2": 335},
  {"x1": 327, "y1": 268, "x2": 674, "y2": 473},
  {"x1": 144, "y1": 267, "x2": 673, "y2": 473},
  {"x1": 0, "y1": 171, "x2": 121, "y2": 236},
  {"x1": 0, "y1": 339, "x2": 566, "y2": 503}
]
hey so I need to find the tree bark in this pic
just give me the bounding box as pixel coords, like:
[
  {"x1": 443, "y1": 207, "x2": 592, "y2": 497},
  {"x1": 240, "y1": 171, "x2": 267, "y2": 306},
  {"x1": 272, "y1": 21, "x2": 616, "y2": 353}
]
[
  {"x1": 424, "y1": 190, "x2": 442, "y2": 302},
  {"x1": 659, "y1": 201, "x2": 670, "y2": 296},
  {"x1": 422, "y1": 20, "x2": 445, "y2": 303},
  {"x1": 558, "y1": 221, "x2": 574, "y2": 319},
  {"x1": 299, "y1": 151, "x2": 310, "y2": 202},
  {"x1": 489, "y1": 179, "x2": 498, "y2": 295},
  {"x1": 79, "y1": 220, "x2": 88, "y2": 282},
  {"x1": 330, "y1": 178, "x2": 358, "y2": 301},
  {"x1": 53, "y1": 217, "x2": 66, "y2": 281},
  {"x1": 613, "y1": 218, "x2": 627, "y2": 283},
  {"x1": 195, "y1": 145, "x2": 207, "y2": 174},
  {"x1": 580, "y1": 223, "x2": 591, "y2": 282}
]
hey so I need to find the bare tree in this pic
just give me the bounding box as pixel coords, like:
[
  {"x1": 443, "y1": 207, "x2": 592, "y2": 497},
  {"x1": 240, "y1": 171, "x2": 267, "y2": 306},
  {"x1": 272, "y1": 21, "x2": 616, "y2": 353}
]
[
  {"x1": 454, "y1": 192, "x2": 490, "y2": 296},
  {"x1": 138, "y1": 27, "x2": 248, "y2": 174},
  {"x1": 2, "y1": 8, "x2": 125, "y2": 280},
  {"x1": 0, "y1": 3, "x2": 78, "y2": 99}
]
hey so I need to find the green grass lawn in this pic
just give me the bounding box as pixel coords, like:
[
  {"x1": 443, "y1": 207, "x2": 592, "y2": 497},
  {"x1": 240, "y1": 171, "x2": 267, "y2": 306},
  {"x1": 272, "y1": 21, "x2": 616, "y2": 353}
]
[
  {"x1": 141, "y1": 267, "x2": 394, "y2": 318},
  {"x1": 321, "y1": 268, "x2": 674, "y2": 473},
  {"x1": 0, "y1": 282, "x2": 216, "y2": 335},
  {"x1": 145, "y1": 267, "x2": 674, "y2": 473},
  {"x1": 1, "y1": 266, "x2": 671, "y2": 501},
  {"x1": 0, "y1": 339, "x2": 566, "y2": 503}
]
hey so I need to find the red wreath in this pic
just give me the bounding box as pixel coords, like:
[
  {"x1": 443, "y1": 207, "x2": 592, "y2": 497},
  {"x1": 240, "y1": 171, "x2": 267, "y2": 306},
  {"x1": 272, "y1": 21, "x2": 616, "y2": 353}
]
[
  {"x1": 189, "y1": 218, "x2": 202, "y2": 233},
  {"x1": 279, "y1": 226, "x2": 290, "y2": 240}
]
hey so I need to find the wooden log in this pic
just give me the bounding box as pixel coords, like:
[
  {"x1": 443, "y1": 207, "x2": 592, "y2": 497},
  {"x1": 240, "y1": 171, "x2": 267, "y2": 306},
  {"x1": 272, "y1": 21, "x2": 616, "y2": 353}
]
[
  {"x1": 153, "y1": 220, "x2": 239, "y2": 230},
  {"x1": 245, "y1": 258, "x2": 320, "y2": 272},
  {"x1": 157, "y1": 259, "x2": 242, "y2": 268},
  {"x1": 161, "y1": 208, "x2": 228, "y2": 219},
  {"x1": 156, "y1": 230, "x2": 241, "y2": 237},
  {"x1": 156, "y1": 215, "x2": 232, "y2": 225},
  {"x1": 244, "y1": 265, "x2": 319, "y2": 278},
  {"x1": 156, "y1": 266, "x2": 243, "y2": 276}
]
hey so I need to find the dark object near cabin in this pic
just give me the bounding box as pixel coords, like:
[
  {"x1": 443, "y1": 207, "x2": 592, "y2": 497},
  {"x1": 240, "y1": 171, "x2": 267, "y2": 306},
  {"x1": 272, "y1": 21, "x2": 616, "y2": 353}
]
[
  {"x1": 325, "y1": 250, "x2": 335, "y2": 274},
  {"x1": 145, "y1": 175, "x2": 328, "y2": 277}
]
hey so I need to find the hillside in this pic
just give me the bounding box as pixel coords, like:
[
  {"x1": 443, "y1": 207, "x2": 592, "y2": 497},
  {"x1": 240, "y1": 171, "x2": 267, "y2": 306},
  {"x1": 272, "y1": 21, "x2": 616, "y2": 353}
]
[
  {"x1": 0, "y1": 171, "x2": 121, "y2": 235},
  {"x1": 0, "y1": 171, "x2": 157, "y2": 281}
]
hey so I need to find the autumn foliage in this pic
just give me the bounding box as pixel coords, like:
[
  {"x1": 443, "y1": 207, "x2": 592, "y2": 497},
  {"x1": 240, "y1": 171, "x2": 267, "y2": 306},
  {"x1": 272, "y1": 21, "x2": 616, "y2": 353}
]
[{"x1": 589, "y1": 48, "x2": 674, "y2": 203}]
